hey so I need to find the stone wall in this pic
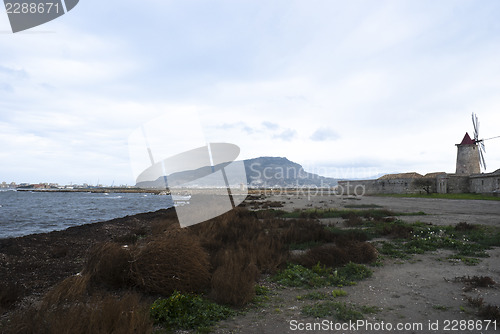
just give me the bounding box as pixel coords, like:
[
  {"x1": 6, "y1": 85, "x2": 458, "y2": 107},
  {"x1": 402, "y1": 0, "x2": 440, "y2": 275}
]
[
  {"x1": 337, "y1": 177, "x2": 428, "y2": 195},
  {"x1": 470, "y1": 170, "x2": 500, "y2": 194},
  {"x1": 338, "y1": 169, "x2": 500, "y2": 195}
]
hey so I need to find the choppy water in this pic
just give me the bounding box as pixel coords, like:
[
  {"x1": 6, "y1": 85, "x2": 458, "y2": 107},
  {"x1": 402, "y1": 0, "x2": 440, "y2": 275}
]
[{"x1": 0, "y1": 190, "x2": 174, "y2": 239}]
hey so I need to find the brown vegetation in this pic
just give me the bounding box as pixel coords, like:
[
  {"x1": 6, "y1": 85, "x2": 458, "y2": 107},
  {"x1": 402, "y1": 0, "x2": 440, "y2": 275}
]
[
  {"x1": 83, "y1": 242, "x2": 133, "y2": 290},
  {"x1": 210, "y1": 249, "x2": 259, "y2": 306},
  {"x1": 1, "y1": 202, "x2": 384, "y2": 332},
  {"x1": 296, "y1": 241, "x2": 378, "y2": 268},
  {"x1": 4, "y1": 292, "x2": 153, "y2": 334},
  {"x1": 131, "y1": 229, "x2": 211, "y2": 295}
]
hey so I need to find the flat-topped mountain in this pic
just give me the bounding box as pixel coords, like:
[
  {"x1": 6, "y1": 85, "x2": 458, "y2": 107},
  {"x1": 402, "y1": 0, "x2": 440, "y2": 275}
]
[
  {"x1": 136, "y1": 156, "x2": 338, "y2": 188},
  {"x1": 244, "y1": 157, "x2": 337, "y2": 187}
]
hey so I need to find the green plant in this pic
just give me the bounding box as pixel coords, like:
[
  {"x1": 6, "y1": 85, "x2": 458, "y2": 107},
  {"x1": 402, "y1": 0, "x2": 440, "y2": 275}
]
[
  {"x1": 297, "y1": 291, "x2": 330, "y2": 301},
  {"x1": 252, "y1": 285, "x2": 271, "y2": 305},
  {"x1": 447, "y1": 256, "x2": 480, "y2": 266},
  {"x1": 272, "y1": 263, "x2": 330, "y2": 288},
  {"x1": 344, "y1": 204, "x2": 382, "y2": 209},
  {"x1": 272, "y1": 262, "x2": 371, "y2": 288},
  {"x1": 302, "y1": 301, "x2": 365, "y2": 321},
  {"x1": 374, "y1": 222, "x2": 500, "y2": 264},
  {"x1": 150, "y1": 291, "x2": 235, "y2": 331},
  {"x1": 337, "y1": 262, "x2": 372, "y2": 281},
  {"x1": 331, "y1": 289, "x2": 348, "y2": 298}
]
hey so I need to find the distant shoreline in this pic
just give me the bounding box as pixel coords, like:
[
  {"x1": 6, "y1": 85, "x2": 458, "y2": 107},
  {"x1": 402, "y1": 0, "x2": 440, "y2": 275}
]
[{"x1": 15, "y1": 187, "x2": 159, "y2": 194}]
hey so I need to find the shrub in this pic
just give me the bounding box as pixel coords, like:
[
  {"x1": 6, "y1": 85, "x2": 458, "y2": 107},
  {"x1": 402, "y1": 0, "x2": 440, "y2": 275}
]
[
  {"x1": 4, "y1": 293, "x2": 153, "y2": 334},
  {"x1": 42, "y1": 274, "x2": 90, "y2": 307},
  {"x1": 337, "y1": 262, "x2": 373, "y2": 281},
  {"x1": 297, "y1": 245, "x2": 349, "y2": 268},
  {"x1": 191, "y1": 208, "x2": 288, "y2": 274},
  {"x1": 131, "y1": 229, "x2": 211, "y2": 295},
  {"x1": 296, "y1": 242, "x2": 377, "y2": 268},
  {"x1": 210, "y1": 249, "x2": 259, "y2": 306},
  {"x1": 280, "y1": 219, "x2": 336, "y2": 245},
  {"x1": 150, "y1": 290, "x2": 235, "y2": 330},
  {"x1": 83, "y1": 242, "x2": 133, "y2": 289}
]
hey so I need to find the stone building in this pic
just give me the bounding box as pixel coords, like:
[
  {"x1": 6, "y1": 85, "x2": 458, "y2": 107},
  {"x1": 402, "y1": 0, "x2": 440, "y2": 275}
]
[{"x1": 338, "y1": 132, "x2": 499, "y2": 195}]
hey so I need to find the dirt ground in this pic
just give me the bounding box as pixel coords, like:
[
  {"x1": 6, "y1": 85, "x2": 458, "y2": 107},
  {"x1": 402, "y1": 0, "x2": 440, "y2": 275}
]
[
  {"x1": 1, "y1": 194, "x2": 499, "y2": 334},
  {"x1": 213, "y1": 194, "x2": 500, "y2": 334}
]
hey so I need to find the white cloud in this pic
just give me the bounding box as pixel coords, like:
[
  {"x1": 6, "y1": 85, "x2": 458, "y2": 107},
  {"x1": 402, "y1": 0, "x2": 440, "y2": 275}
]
[
  {"x1": 310, "y1": 127, "x2": 340, "y2": 142},
  {"x1": 1, "y1": 0, "x2": 500, "y2": 184}
]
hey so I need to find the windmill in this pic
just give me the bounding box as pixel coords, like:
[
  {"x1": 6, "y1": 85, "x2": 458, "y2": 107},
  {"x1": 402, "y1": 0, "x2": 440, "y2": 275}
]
[{"x1": 456, "y1": 113, "x2": 500, "y2": 175}]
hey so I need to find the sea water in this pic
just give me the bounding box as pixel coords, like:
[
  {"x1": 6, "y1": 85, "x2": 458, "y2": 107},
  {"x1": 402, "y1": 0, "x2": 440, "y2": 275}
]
[{"x1": 0, "y1": 190, "x2": 174, "y2": 239}]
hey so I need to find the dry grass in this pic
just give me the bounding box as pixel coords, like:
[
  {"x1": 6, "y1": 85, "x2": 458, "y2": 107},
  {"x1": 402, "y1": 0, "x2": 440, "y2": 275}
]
[
  {"x1": 210, "y1": 248, "x2": 259, "y2": 306},
  {"x1": 467, "y1": 296, "x2": 500, "y2": 321},
  {"x1": 83, "y1": 242, "x2": 133, "y2": 289},
  {"x1": 296, "y1": 242, "x2": 378, "y2": 268},
  {"x1": 191, "y1": 208, "x2": 289, "y2": 274},
  {"x1": 4, "y1": 292, "x2": 153, "y2": 334},
  {"x1": 131, "y1": 228, "x2": 211, "y2": 295},
  {"x1": 42, "y1": 274, "x2": 90, "y2": 307},
  {"x1": 296, "y1": 244, "x2": 349, "y2": 268},
  {"x1": 455, "y1": 275, "x2": 496, "y2": 288},
  {"x1": 279, "y1": 219, "x2": 336, "y2": 245}
]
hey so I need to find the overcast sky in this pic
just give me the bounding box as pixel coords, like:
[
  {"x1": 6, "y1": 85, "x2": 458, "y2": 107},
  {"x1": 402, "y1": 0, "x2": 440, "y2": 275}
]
[{"x1": 1, "y1": 0, "x2": 500, "y2": 185}]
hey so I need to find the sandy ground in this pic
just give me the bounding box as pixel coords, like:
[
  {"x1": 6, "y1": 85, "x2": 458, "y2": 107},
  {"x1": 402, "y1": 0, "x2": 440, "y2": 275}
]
[{"x1": 213, "y1": 194, "x2": 500, "y2": 334}]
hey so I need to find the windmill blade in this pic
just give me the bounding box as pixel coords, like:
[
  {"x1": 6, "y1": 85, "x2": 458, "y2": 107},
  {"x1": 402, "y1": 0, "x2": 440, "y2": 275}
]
[
  {"x1": 472, "y1": 113, "x2": 479, "y2": 141},
  {"x1": 479, "y1": 149, "x2": 486, "y2": 170},
  {"x1": 483, "y1": 135, "x2": 500, "y2": 141},
  {"x1": 480, "y1": 140, "x2": 485, "y2": 153}
]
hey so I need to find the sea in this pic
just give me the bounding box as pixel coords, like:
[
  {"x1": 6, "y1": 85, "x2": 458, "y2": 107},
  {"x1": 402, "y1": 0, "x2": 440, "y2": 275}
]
[{"x1": 0, "y1": 190, "x2": 174, "y2": 239}]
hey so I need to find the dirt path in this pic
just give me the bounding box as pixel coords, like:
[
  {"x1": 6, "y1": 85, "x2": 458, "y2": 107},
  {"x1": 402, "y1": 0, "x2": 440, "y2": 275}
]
[{"x1": 213, "y1": 194, "x2": 500, "y2": 334}]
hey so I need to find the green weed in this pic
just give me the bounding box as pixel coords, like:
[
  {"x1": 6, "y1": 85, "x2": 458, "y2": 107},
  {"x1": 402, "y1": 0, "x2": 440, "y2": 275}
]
[
  {"x1": 296, "y1": 289, "x2": 347, "y2": 301},
  {"x1": 272, "y1": 263, "x2": 372, "y2": 288},
  {"x1": 150, "y1": 291, "x2": 234, "y2": 331},
  {"x1": 302, "y1": 301, "x2": 369, "y2": 321}
]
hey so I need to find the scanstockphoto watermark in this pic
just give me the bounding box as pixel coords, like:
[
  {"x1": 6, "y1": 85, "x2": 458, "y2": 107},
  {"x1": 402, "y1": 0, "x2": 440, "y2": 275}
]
[
  {"x1": 247, "y1": 162, "x2": 380, "y2": 182},
  {"x1": 246, "y1": 162, "x2": 367, "y2": 199},
  {"x1": 289, "y1": 319, "x2": 424, "y2": 332},
  {"x1": 252, "y1": 181, "x2": 366, "y2": 200},
  {"x1": 289, "y1": 319, "x2": 497, "y2": 332}
]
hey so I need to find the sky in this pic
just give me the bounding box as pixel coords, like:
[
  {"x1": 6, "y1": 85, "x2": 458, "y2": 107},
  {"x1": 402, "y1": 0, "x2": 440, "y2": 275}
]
[{"x1": 1, "y1": 0, "x2": 500, "y2": 185}]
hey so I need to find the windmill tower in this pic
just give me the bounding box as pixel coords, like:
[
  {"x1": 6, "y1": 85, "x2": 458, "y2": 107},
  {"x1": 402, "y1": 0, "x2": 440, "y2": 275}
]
[
  {"x1": 455, "y1": 132, "x2": 480, "y2": 175},
  {"x1": 455, "y1": 113, "x2": 494, "y2": 175}
]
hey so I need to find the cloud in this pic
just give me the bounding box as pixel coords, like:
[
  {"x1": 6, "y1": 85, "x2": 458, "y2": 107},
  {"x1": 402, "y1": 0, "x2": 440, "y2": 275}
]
[
  {"x1": 0, "y1": 65, "x2": 28, "y2": 78},
  {"x1": 262, "y1": 121, "x2": 279, "y2": 130},
  {"x1": 1, "y1": 1, "x2": 500, "y2": 185},
  {"x1": 273, "y1": 129, "x2": 297, "y2": 142},
  {"x1": 310, "y1": 127, "x2": 340, "y2": 142},
  {"x1": 0, "y1": 83, "x2": 13, "y2": 92}
]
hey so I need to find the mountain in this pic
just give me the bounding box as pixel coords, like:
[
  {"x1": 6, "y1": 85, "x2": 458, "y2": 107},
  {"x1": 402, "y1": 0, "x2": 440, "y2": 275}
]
[
  {"x1": 243, "y1": 157, "x2": 337, "y2": 187},
  {"x1": 136, "y1": 156, "x2": 338, "y2": 188}
]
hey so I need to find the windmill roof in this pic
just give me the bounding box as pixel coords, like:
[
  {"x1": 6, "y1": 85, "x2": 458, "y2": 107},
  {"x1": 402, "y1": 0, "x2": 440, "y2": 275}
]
[{"x1": 459, "y1": 132, "x2": 475, "y2": 145}]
